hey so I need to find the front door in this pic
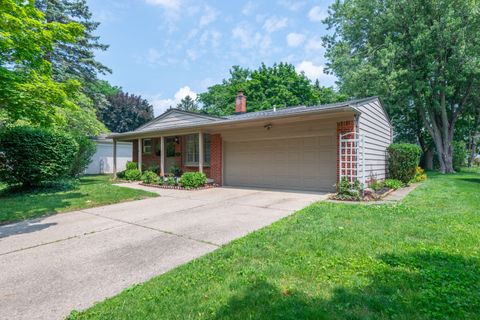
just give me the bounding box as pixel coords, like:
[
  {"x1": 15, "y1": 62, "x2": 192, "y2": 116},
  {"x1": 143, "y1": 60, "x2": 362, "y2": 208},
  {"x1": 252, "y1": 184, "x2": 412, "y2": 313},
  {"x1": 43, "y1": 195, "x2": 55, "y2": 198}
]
[{"x1": 165, "y1": 137, "x2": 177, "y2": 175}]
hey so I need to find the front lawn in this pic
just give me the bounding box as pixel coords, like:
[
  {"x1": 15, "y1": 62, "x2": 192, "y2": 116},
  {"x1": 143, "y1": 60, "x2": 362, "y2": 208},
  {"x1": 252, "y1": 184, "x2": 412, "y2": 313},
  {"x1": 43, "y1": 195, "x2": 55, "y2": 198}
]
[
  {"x1": 70, "y1": 170, "x2": 480, "y2": 320},
  {"x1": 0, "y1": 175, "x2": 157, "y2": 225}
]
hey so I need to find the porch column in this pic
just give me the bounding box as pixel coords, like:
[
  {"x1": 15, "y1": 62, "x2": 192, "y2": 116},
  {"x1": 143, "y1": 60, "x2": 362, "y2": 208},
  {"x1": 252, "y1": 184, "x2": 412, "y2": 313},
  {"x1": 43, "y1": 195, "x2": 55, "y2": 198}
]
[
  {"x1": 198, "y1": 132, "x2": 204, "y2": 173},
  {"x1": 113, "y1": 139, "x2": 117, "y2": 178},
  {"x1": 137, "y1": 138, "x2": 142, "y2": 172},
  {"x1": 160, "y1": 136, "x2": 165, "y2": 177}
]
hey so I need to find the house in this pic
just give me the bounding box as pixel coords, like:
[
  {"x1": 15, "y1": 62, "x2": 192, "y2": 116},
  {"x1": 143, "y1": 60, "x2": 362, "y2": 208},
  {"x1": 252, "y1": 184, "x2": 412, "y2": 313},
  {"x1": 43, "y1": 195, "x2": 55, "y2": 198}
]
[
  {"x1": 85, "y1": 134, "x2": 132, "y2": 175},
  {"x1": 109, "y1": 93, "x2": 393, "y2": 192}
]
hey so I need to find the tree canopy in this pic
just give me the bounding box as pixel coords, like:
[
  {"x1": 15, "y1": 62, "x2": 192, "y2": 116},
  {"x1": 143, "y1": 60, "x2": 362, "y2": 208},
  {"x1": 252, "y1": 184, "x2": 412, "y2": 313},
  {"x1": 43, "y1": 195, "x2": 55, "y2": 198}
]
[
  {"x1": 0, "y1": 0, "x2": 84, "y2": 127},
  {"x1": 175, "y1": 95, "x2": 199, "y2": 113},
  {"x1": 199, "y1": 63, "x2": 346, "y2": 116},
  {"x1": 97, "y1": 92, "x2": 154, "y2": 133},
  {"x1": 324, "y1": 0, "x2": 480, "y2": 173}
]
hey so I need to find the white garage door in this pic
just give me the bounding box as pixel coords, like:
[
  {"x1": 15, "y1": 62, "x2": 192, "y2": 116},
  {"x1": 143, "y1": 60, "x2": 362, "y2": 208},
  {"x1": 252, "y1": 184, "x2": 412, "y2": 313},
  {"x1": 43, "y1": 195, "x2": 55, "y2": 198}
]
[{"x1": 224, "y1": 136, "x2": 336, "y2": 191}]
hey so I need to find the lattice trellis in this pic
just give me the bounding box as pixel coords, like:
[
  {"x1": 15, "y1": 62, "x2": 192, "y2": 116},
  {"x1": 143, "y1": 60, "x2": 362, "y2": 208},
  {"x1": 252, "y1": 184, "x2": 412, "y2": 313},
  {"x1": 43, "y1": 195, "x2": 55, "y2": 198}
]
[{"x1": 339, "y1": 131, "x2": 366, "y2": 188}]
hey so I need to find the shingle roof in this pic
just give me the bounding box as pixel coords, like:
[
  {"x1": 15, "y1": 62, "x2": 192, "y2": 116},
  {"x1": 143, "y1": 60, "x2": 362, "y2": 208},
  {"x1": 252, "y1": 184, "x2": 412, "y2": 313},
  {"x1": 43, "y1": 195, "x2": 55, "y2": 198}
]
[
  {"x1": 109, "y1": 97, "x2": 379, "y2": 139},
  {"x1": 224, "y1": 97, "x2": 378, "y2": 121}
]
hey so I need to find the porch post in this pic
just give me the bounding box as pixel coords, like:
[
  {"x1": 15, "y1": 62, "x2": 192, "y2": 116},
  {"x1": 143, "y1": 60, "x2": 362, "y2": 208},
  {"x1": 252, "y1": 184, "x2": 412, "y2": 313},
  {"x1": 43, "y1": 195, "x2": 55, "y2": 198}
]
[
  {"x1": 113, "y1": 139, "x2": 117, "y2": 178},
  {"x1": 160, "y1": 136, "x2": 165, "y2": 177},
  {"x1": 137, "y1": 138, "x2": 142, "y2": 172},
  {"x1": 198, "y1": 132, "x2": 204, "y2": 173}
]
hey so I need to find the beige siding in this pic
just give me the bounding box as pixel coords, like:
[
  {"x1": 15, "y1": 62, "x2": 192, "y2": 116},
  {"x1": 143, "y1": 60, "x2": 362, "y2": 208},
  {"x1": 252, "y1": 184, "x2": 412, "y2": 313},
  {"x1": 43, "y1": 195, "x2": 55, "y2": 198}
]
[
  {"x1": 221, "y1": 115, "x2": 353, "y2": 191},
  {"x1": 355, "y1": 100, "x2": 392, "y2": 180}
]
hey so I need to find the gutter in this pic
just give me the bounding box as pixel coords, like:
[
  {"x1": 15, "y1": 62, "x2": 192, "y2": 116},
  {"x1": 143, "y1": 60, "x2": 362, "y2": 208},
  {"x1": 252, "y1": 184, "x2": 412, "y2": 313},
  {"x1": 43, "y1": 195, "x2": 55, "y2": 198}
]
[{"x1": 108, "y1": 105, "x2": 359, "y2": 140}]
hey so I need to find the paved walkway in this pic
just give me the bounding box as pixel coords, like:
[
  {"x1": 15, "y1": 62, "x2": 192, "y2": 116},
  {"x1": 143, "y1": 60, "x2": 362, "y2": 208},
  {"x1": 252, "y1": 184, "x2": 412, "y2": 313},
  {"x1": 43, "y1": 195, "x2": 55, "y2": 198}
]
[{"x1": 0, "y1": 185, "x2": 326, "y2": 320}]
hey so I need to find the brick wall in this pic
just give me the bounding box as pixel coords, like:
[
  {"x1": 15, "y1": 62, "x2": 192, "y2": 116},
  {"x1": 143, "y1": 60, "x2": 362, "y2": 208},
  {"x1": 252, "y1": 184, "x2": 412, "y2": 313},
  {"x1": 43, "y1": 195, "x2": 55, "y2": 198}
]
[
  {"x1": 336, "y1": 120, "x2": 356, "y2": 184},
  {"x1": 210, "y1": 134, "x2": 222, "y2": 184}
]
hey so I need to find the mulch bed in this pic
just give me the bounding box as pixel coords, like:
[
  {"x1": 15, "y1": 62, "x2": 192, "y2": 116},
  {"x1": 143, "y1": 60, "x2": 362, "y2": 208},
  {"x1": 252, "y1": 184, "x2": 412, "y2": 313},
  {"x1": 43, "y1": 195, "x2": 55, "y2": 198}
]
[
  {"x1": 329, "y1": 187, "x2": 396, "y2": 202},
  {"x1": 139, "y1": 183, "x2": 219, "y2": 191}
]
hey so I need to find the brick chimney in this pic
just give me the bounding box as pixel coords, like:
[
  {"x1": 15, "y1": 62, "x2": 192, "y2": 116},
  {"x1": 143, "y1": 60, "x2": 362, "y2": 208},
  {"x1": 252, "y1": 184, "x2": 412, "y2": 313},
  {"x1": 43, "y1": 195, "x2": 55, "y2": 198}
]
[{"x1": 235, "y1": 91, "x2": 246, "y2": 114}]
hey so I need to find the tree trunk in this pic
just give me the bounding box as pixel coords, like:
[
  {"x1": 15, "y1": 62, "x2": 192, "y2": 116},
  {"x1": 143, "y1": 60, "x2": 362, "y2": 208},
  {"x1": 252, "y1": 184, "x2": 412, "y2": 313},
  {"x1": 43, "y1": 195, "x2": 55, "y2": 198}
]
[{"x1": 424, "y1": 148, "x2": 434, "y2": 170}]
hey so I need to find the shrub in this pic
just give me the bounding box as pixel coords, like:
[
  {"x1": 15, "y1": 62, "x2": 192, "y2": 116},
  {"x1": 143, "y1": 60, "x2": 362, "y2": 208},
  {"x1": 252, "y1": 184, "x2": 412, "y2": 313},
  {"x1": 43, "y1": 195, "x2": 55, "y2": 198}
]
[
  {"x1": 69, "y1": 135, "x2": 96, "y2": 177},
  {"x1": 0, "y1": 126, "x2": 78, "y2": 187},
  {"x1": 169, "y1": 165, "x2": 183, "y2": 177},
  {"x1": 124, "y1": 169, "x2": 142, "y2": 181},
  {"x1": 369, "y1": 180, "x2": 384, "y2": 191},
  {"x1": 384, "y1": 179, "x2": 403, "y2": 190},
  {"x1": 453, "y1": 141, "x2": 467, "y2": 171},
  {"x1": 179, "y1": 172, "x2": 207, "y2": 189},
  {"x1": 387, "y1": 143, "x2": 422, "y2": 184},
  {"x1": 165, "y1": 176, "x2": 177, "y2": 186},
  {"x1": 126, "y1": 161, "x2": 138, "y2": 170},
  {"x1": 411, "y1": 166, "x2": 427, "y2": 183},
  {"x1": 336, "y1": 177, "x2": 362, "y2": 200},
  {"x1": 141, "y1": 171, "x2": 159, "y2": 184}
]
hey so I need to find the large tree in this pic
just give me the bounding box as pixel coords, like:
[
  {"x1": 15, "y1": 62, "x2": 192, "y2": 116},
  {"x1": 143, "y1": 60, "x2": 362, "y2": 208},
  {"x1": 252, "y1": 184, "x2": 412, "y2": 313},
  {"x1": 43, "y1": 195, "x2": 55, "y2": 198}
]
[
  {"x1": 97, "y1": 92, "x2": 154, "y2": 133},
  {"x1": 324, "y1": 0, "x2": 480, "y2": 173},
  {"x1": 0, "y1": 0, "x2": 84, "y2": 127},
  {"x1": 199, "y1": 63, "x2": 345, "y2": 116},
  {"x1": 35, "y1": 0, "x2": 110, "y2": 84}
]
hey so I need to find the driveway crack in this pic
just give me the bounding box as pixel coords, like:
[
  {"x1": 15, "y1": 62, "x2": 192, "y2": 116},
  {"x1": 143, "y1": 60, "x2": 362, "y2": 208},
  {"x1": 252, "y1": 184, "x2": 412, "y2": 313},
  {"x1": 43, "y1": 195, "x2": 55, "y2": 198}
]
[{"x1": 79, "y1": 210, "x2": 220, "y2": 248}]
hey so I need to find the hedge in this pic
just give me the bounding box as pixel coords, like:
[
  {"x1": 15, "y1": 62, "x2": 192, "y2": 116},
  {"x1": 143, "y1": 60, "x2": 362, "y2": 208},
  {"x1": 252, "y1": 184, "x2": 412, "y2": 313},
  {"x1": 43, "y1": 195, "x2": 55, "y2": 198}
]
[
  {"x1": 0, "y1": 126, "x2": 79, "y2": 187},
  {"x1": 387, "y1": 143, "x2": 422, "y2": 184}
]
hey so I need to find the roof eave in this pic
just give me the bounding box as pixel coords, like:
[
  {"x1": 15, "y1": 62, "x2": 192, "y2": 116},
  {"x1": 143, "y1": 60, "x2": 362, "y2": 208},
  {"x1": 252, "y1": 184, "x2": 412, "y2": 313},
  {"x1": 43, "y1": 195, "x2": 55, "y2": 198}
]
[{"x1": 108, "y1": 105, "x2": 358, "y2": 140}]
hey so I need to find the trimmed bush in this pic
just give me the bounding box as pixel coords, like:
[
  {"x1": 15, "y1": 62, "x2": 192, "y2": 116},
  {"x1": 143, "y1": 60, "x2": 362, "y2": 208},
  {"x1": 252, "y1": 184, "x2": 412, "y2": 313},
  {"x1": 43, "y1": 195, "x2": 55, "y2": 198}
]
[
  {"x1": 126, "y1": 161, "x2": 138, "y2": 170},
  {"x1": 0, "y1": 126, "x2": 78, "y2": 187},
  {"x1": 179, "y1": 172, "x2": 207, "y2": 189},
  {"x1": 124, "y1": 169, "x2": 142, "y2": 181},
  {"x1": 387, "y1": 143, "x2": 422, "y2": 184},
  {"x1": 69, "y1": 135, "x2": 96, "y2": 177},
  {"x1": 384, "y1": 179, "x2": 403, "y2": 190},
  {"x1": 141, "y1": 171, "x2": 159, "y2": 184},
  {"x1": 453, "y1": 141, "x2": 467, "y2": 171}
]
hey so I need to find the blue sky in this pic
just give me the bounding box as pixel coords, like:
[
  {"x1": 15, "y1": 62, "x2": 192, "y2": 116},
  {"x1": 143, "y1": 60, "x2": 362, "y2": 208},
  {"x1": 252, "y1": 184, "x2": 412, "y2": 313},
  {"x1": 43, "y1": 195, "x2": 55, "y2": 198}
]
[{"x1": 88, "y1": 0, "x2": 336, "y2": 115}]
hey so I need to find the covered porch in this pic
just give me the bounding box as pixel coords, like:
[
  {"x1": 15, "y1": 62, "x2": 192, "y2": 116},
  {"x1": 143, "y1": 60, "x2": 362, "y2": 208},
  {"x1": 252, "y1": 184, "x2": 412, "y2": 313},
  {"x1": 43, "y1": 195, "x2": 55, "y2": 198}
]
[{"x1": 112, "y1": 131, "x2": 223, "y2": 184}]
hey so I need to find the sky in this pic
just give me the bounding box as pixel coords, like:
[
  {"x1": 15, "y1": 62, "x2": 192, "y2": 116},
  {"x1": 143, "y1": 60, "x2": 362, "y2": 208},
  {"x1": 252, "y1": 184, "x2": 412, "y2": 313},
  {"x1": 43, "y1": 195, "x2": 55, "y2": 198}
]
[{"x1": 87, "y1": 0, "x2": 337, "y2": 116}]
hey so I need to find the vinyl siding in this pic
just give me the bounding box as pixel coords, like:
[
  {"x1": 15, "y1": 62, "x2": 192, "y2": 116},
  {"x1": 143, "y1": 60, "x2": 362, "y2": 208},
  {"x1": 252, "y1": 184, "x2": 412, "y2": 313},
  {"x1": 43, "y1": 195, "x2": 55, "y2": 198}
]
[{"x1": 355, "y1": 99, "x2": 392, "y2": 180}]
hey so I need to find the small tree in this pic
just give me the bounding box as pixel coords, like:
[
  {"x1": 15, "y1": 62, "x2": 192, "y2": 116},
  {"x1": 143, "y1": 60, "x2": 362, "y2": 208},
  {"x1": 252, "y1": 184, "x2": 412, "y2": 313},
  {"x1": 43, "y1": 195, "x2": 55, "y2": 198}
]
[{"x1": 0, "y1": 127, "x2": 78, "y2": 187}]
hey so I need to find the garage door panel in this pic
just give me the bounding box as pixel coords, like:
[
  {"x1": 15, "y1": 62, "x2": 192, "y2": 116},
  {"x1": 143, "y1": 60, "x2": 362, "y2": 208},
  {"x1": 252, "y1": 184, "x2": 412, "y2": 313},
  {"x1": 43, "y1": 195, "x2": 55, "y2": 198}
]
[{"x1": 224, "y1": 136, "x2": 336, "y2": 191}]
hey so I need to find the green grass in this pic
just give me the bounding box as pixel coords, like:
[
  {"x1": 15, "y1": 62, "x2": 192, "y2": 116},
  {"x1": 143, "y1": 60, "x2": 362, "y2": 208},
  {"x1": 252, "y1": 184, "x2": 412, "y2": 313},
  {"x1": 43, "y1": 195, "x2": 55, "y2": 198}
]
[
  {"x1": 0, "y1": 175, "x2": 157, "y2": 225},
  {"x1": 70, "y1": 170, "x2": 480, "y2": 320}
]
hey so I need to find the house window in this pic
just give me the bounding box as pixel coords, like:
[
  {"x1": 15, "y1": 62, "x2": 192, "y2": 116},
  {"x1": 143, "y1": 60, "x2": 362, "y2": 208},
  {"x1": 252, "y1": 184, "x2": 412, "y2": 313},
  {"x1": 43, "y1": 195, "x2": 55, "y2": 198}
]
[
  {"x1": 143, "y1": 139, "x2": 152, "y2": 154},
  {"x1": 183, "y1": 134, "x2": 211, "y2": 166}
]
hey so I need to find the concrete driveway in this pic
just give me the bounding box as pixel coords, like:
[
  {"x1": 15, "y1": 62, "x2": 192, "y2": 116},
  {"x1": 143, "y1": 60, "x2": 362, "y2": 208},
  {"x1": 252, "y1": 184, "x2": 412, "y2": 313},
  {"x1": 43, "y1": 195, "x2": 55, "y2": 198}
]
[{"x1": 0, "y1": 184, "x2": 327, "y2": 320}]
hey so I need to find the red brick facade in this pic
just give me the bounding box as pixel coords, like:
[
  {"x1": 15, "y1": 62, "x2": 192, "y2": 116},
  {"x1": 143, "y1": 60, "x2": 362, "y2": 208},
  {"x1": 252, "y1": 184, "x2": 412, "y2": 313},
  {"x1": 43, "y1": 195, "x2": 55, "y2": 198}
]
[
  {"x1": 131, "y1": 134, "x2": 223, "y2": 185},
  {"x1": 336, "y1": 120, "x2": 356, "y2": 183}
]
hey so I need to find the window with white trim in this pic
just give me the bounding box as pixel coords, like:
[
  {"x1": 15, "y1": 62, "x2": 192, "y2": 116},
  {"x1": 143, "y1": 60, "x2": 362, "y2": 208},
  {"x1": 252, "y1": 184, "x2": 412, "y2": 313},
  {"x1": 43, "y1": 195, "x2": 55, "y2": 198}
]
[
  {"x1": 143, "y1": 139, "x2": 152, "y2": 154},
  {"x1": 183, "y1": 134, "x2": 211, "y2": 166}
]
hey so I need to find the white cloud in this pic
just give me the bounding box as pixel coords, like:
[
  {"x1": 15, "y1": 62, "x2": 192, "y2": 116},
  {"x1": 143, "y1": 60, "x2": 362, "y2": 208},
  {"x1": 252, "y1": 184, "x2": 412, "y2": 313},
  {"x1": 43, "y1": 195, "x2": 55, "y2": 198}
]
[
  {"x1": 278, "y1": 0, "x2": 306, "y2": 11},
  {"x1": 145, "y1": 0, "x2": 180, "y2": 10},
  {"x1": 242, "y1": 1, "x2": 256, "y2": 15},
  {"x1": 286, "y1": 32, "x2": 306, "y2": 47},
  {"x1": 146, "y1": 48, "x2": 162, "y2": 64},
  {"x1": 199, "y1": 29, "x2": 222, "y2": 48},
  {"x1": 305, "y1": 37, "x2": 324, "y2": 52},
  {"x1": 263, "y1": 16, "x2": 288, "y2": 33},
  {"x1": 308, "y1": 6, "x2": 327, "y2": 22},
  {"x1": 148, "y1": 86, "x2": 198, "y2": 116},
  {"x1": 296, "y1": 61, "x2": 336, "y2": 84},
  {"x1": 232, "y1": 24, "x2": 272, "y2": 53},
  {"x1": 199, "y1": 6, "x2": 218, "y2": 27}
]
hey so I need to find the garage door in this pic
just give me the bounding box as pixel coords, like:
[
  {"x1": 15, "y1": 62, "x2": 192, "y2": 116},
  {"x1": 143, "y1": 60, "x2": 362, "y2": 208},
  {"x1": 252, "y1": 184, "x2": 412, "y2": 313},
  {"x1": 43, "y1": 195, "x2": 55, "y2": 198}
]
[{"x1": 224, "y1": 136, "x2": 336, "y2": 191}]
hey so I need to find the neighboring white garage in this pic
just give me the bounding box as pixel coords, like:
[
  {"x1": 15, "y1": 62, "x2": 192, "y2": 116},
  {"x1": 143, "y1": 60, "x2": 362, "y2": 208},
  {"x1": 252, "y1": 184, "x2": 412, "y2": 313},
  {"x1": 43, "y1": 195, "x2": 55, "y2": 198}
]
[{"x1": 85, "y1": 135, "x2": 132, "y2": 174}]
